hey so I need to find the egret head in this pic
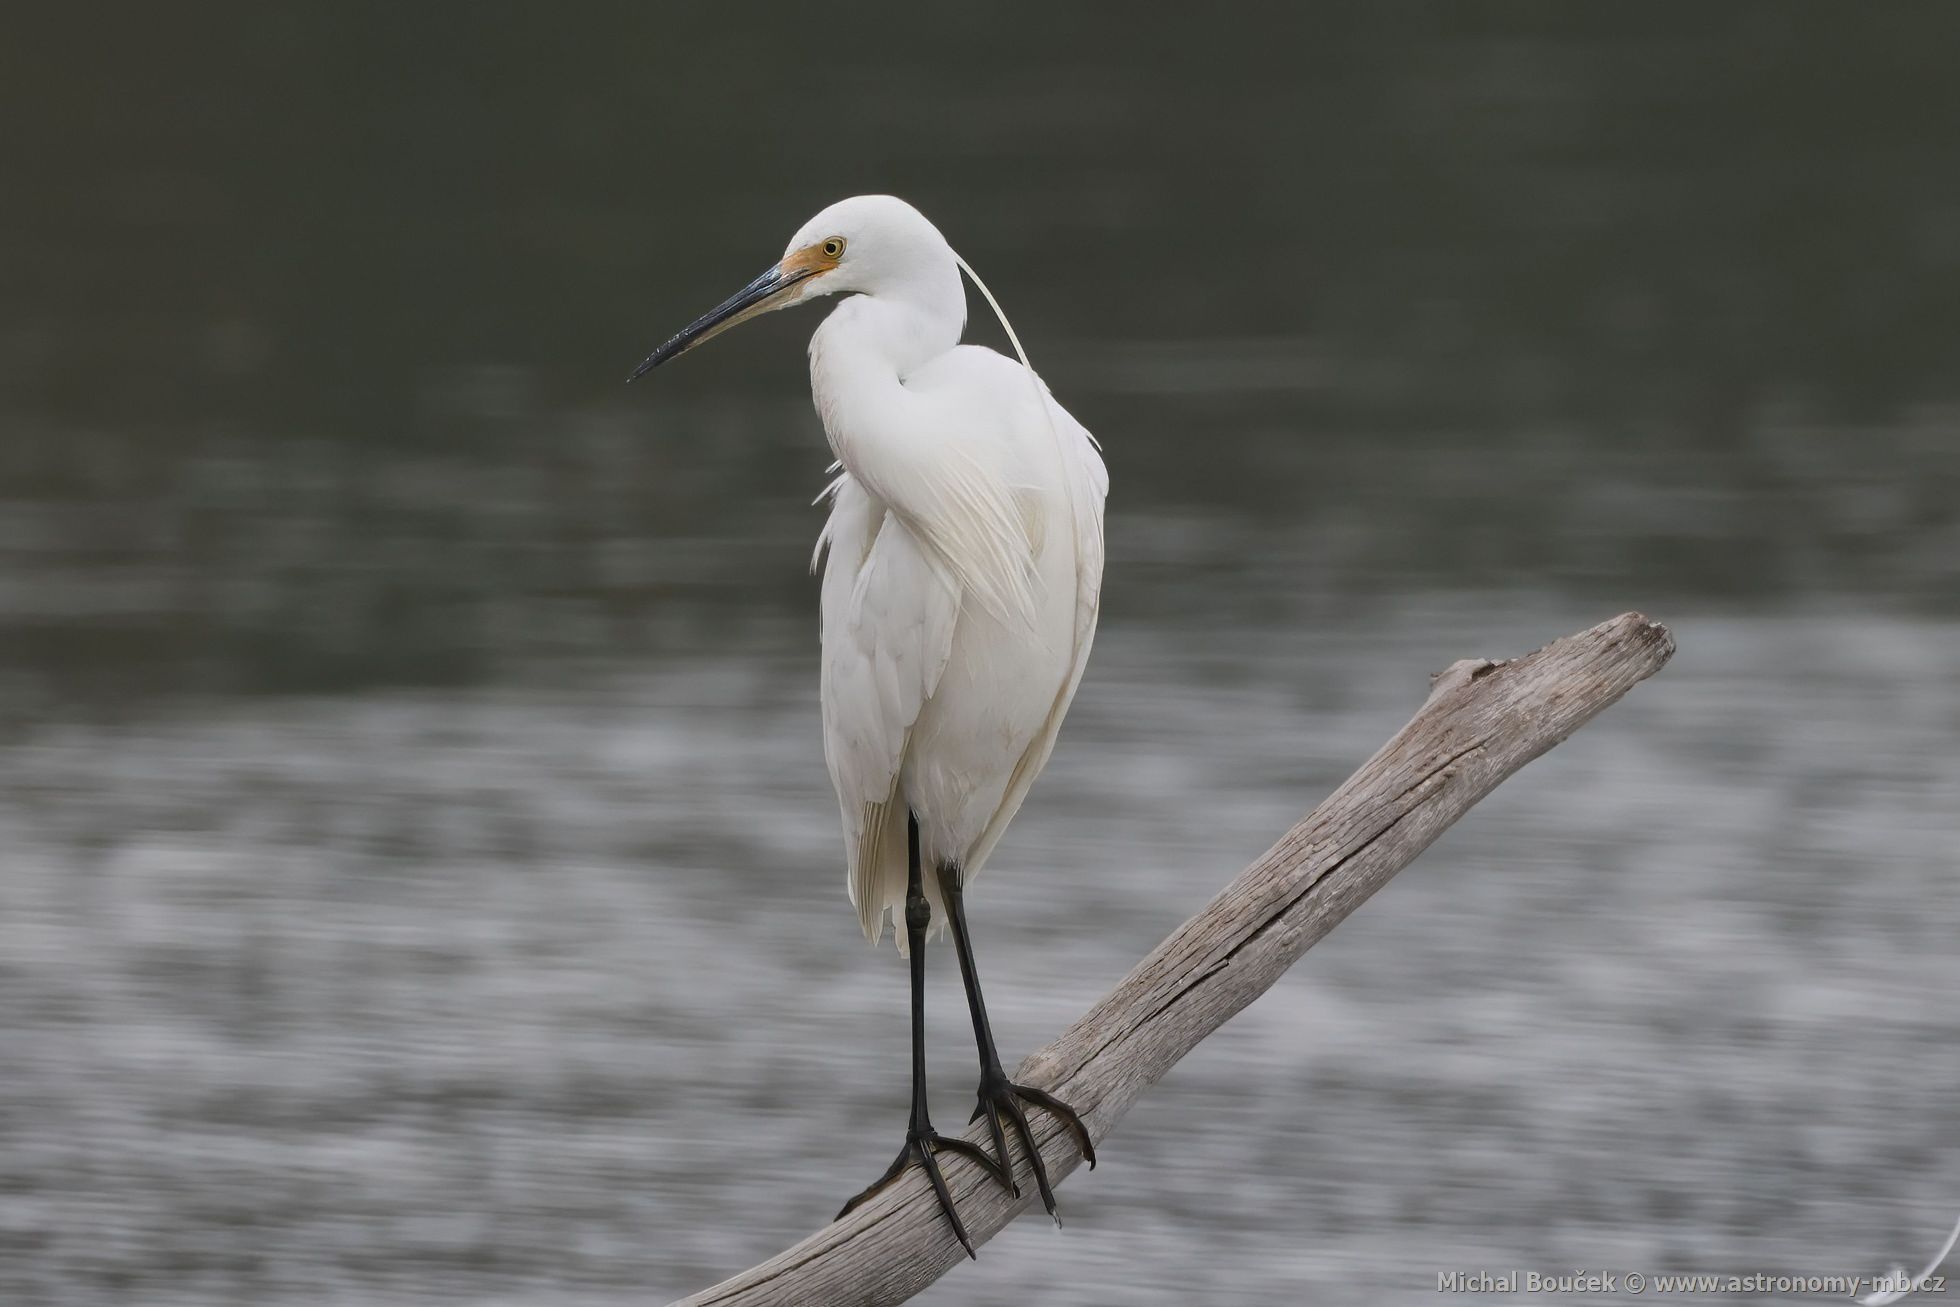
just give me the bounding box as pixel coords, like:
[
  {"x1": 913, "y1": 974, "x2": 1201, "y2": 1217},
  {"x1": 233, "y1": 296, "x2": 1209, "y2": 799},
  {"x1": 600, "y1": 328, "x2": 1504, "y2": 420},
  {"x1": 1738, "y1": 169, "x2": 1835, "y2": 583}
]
[{"x1": 629, "y1": 195, "x2": 958, "y2": 379}]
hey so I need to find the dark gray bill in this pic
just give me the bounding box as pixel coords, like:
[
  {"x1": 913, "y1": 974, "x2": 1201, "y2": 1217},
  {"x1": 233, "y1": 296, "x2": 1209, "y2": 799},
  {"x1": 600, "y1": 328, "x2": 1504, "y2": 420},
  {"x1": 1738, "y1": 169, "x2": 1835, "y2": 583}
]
[{"x1": 628, "y1": 263, "x2": 812, "y2": 381}]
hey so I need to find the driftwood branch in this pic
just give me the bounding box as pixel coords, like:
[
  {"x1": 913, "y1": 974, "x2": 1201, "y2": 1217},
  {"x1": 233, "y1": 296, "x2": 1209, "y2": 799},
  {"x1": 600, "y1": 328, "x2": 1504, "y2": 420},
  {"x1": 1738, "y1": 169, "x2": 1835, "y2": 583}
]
[{"x1": 671, "y1": 612, "x2": 1676, "y2": 1307}]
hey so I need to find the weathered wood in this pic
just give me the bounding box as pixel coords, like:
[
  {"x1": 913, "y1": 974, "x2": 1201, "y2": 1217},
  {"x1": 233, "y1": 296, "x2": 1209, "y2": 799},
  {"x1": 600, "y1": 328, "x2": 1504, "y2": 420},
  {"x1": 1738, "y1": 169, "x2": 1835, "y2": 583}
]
[{"x1": 671, "y1": 612, "x2": 1676, "y2": 1307}]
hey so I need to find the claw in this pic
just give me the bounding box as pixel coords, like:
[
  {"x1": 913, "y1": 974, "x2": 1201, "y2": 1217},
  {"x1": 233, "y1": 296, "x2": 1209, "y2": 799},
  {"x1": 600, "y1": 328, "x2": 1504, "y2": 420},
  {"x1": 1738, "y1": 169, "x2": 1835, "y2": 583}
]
[
  {"x1": 973, "y1": 1076, "x2": 1095, "y2": 1225},
  {"x1": 1011, "y1": 1083, "x2": 1097, "y2": 1170},
  {"x1": 916, "y1": 1137, "x2": 977, "y2": 1258},
  {"x1": 836, "y1": 1126, "x2": 1004, "y2": 1258}
]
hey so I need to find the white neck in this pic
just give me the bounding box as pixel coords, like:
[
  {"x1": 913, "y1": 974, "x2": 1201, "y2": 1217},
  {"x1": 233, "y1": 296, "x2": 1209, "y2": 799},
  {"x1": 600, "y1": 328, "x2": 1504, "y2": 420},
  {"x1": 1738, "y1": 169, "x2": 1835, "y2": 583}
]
[
  {"x1": 807, "y1": 273, "x2": 965, "y2": 468},
  {"x1": 812, "y1": 263, "x2": 964, "y2": 373}
]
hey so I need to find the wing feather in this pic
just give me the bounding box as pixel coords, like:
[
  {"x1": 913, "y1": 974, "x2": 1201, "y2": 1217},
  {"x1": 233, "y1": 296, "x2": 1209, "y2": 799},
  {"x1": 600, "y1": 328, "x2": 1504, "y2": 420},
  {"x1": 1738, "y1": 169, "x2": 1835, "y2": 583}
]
[
  {"x1": 817, "y1": 474, "x2": 959, "y2": 945},
  {"x1": 960, "y1": 404, "x2": 1108, "y2": 880},
  {"x1": 839, "y1": 433, "x2": 1042, "y2": 639}
]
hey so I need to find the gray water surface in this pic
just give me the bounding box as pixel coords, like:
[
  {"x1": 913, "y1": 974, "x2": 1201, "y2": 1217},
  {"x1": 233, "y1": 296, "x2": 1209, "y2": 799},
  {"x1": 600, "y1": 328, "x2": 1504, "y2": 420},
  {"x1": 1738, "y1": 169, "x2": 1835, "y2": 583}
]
[{"x1": 6, "y1": 606, "x2": 1957, "y2": 1305}]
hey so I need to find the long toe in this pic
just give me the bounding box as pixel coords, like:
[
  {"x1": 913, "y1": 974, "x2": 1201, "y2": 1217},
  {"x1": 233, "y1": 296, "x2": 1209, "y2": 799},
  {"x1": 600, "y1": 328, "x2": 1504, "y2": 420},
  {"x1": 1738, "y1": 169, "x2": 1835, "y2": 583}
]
[
  {"x1": 969, "y1": 1097, "x2": 1019, "y2": 1196},
  {"x1": 976, "y1": 1078, "x2": 1097, "y2": 1224},
  {"x1": 836, "y1": 1145, "x2": 913, "y2": 1221},
  {"x1": 917, "y1": 1135, "x2": 979, "y2": 1258},
  {"x1": 927, "y1": 1131, "x2": 1010, "y2": 1189},
  {"x1": 836, "y1": 1130, "x2": 1005, "y2": 1259},
  {"x1": 1009, "y1": 1082, "x2": 1097, "y2": 1170}
]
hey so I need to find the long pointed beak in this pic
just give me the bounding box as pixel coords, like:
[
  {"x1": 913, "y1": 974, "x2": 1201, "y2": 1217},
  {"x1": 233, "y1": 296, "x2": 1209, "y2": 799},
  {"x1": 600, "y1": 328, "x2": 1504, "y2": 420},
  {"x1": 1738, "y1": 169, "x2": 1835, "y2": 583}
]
[{"x1": 628, "y1": 262, "x2": 814, "y2": 381}]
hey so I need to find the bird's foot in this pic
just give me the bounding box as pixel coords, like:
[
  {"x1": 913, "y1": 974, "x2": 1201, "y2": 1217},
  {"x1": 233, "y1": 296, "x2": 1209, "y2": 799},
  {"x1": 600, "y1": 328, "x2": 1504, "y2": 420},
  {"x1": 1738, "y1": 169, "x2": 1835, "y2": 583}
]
[
  {"x1": 835, "y1": 1123, "x2": 1008, "y2": 1258},
  {"x1": 970, "y1": 1072, "x2": 1096, "y2": 1224}
]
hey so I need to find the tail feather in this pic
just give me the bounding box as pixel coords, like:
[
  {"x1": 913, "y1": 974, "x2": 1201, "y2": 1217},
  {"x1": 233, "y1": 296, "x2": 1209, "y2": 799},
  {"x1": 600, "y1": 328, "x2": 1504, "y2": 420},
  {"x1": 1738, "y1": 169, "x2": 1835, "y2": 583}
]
[{"x1": 847, "y1": 800, "x2": 947, "y2": 957}]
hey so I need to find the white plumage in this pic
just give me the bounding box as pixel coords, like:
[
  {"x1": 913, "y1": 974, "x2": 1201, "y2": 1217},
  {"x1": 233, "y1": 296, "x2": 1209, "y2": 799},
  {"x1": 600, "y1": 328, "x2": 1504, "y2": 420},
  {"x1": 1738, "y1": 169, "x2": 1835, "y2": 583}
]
[
  {"x1": 632, "y1": 195, "x2": 1107, "y2": 952},
  {"x1": 797, "y1": 199, "x2": 1107, "y2": 951},
  {"x1": 816, "y1": 352, "x2": 1105, "y2": 950}
]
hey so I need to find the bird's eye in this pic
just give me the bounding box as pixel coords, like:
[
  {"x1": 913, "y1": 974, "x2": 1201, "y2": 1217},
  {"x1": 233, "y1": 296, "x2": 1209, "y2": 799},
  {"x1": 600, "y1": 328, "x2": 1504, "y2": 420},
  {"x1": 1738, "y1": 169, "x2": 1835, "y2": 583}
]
[{"x1": 821, "y1": 237, "x2": 846, "y2": 259}]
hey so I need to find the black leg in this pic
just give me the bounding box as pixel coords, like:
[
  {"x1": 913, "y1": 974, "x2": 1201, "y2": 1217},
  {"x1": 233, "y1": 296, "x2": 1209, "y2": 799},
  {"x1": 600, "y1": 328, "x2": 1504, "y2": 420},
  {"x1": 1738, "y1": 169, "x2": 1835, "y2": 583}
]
[
  {"x1": 835, "y1": 813, "x2": 1006, "y2": 1257},
  {"x1": 937, "y1": 863, "x2": 1097, "y2": 1225}
]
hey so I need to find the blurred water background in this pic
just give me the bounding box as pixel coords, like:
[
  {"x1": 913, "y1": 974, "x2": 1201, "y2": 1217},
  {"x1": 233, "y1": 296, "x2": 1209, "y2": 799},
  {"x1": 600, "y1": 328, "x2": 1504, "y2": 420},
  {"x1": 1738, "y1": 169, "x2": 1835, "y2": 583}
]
[{"x1": 3, "y1": 6, "x2": 1958, "y2": 1305}]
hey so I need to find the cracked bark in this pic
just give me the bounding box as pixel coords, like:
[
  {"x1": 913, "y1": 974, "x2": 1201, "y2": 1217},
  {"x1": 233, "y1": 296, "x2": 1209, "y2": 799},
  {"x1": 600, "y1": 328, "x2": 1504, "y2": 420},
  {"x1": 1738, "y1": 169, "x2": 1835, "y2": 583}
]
[{"x1": 669, "y1": 612, "x2": 1676, "y2": 1307}]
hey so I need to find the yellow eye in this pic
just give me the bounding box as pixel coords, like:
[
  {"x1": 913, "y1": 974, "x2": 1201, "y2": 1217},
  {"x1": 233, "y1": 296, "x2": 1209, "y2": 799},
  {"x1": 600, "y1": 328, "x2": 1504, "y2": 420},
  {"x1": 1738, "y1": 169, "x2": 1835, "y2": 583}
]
[{"x1": 820, "y1": 237, "x2": 846, "y2": 260}]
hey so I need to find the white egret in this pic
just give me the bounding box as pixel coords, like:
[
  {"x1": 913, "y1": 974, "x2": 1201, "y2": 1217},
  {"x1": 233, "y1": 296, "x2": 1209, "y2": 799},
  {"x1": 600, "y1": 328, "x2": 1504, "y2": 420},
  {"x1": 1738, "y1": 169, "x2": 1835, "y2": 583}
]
[{"x1": 631, "y1": 195, "x2": 1107, "y2": 1254}]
